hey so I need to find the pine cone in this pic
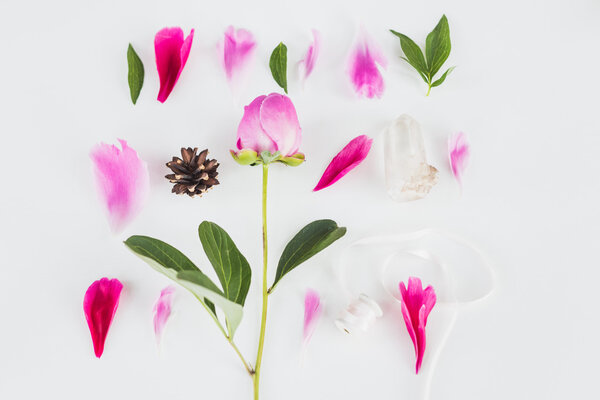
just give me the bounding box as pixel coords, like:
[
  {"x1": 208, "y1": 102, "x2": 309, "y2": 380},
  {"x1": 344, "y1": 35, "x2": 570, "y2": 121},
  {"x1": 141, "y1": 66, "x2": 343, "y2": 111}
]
[{"x1": 165, "y1": 148, "x2": 220, "y2": 197}]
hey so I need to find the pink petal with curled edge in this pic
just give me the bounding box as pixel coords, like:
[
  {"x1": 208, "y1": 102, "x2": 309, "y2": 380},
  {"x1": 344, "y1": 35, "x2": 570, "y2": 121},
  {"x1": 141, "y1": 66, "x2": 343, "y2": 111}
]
[
  {"x1": 220, "y1": 25, "x2": 256, "y2": 81},
  {"x1": 259, "y1": 93, "x2": 302, "y2": 156},
  {"x1": 448, "y1": 132, "x2": 470, "y2": 188},
  {"x1": 299, "y1": 29, "x2": 321, "y2": 82},
  {"x1": 153, "y1": 286, "x2": 176, "y2": 345},
  {"x1": 236, "y1": 94, "x2": 276, "y2": 153},
  {"x1": 303, "y1": 288, "x2": 322, "y2": 346},
  {"x1": 348, "y1": 29, "x2": 387, "y2": 99},
  {"x1": 90, "y1": 139, "x2": 149, "y2": 232},
  {"x1": 155, "y1": 27, "x2": 194, "y2": 103},
  {"x1": 84, "y1": 278, "x2": 123, "y2": 358},
  {"x1": 313, "y1": 135, "x2": 373, "y2": 191},
  {"x1": 399, "y1": 277, "x2": 436, "y2": 374}
]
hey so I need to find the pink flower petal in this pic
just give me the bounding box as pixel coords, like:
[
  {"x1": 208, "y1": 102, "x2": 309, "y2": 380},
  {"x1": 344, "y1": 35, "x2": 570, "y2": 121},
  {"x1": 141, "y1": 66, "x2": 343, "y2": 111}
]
[
  {"x1": 448, "y1": 132, "x2": 470, "y2": 188},
  {"x1": 83, "y1": 278, "x2": 123, "y2": 358},
  {"x1": 399, "y1": 277, "x2": 436, "y2": 374},
  {"x1": 303, "y1": 288, "x2": 322, "y2": 346},
  {"x1": 90, "y1": 139, "x2": 149, "y2": 232},
  {"x1": 236, "y1": 94, "x2": 276, "y2": 153},
  {"x1": 155, "y1": 27, "x2": 194, "y2": 103},
  {"x1": 259, "y1": 93, "x2": 302, "y2": 156},
  {"x1": 299, "y1": 29, "x2": 321, "y2": 82},
  {"x1": 313, "y1": 135, "x2": 373, "y2": 191},
  {"x1": 348, "y1": 29, "x2": 387, "y2": 98},
  {"x1": 153, "y1": 285, "x2": 176, "y2": 345},
  {"x1": 220, "y1": 25, "x2": 256, "y2": 82}
]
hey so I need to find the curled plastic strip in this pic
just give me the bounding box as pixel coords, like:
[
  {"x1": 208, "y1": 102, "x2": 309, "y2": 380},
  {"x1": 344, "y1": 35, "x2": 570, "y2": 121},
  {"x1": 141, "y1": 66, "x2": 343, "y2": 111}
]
[{"x1": 333, "y1": 228, "x2": 495, "y2": 400}]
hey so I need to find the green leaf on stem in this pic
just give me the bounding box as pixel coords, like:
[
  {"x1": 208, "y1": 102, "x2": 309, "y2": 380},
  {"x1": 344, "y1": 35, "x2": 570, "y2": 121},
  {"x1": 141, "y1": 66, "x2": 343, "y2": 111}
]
[
  {"x1": 198, "y1": 221, "x2": 252, "y2": 306},
  {"x1": 425, "y1": 14, "x2": 451, "y2": 77},
  {"x1": 127, "y1": 44, "x2": 144, "y2": 104},
  {"x1": 269, "y1": 42, "x2": 288, "y2": 93},
  {"x1": 390, "y1": 31, "x2": 427, "y2": 74},
  {"x1": 124, "y1": 235, "x2": 244, "y2": 337},
  {"x1": 270, "y1": 220, "x2": 347, "y2": 292},
  {"x1": 431, "y1": 66, "x2": 455, "y2": 87}
]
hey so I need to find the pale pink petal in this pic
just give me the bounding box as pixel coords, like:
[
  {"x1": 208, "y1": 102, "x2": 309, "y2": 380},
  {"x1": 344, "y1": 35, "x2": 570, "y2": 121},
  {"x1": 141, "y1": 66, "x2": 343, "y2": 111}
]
[
  {"x1": 90, "y1": 139, "x2": 149, "y2": 232},
  {"x1": 236, "y1": 95, "x2": 277, "y2": 153},
  {"x1": 399, "y1": 277, "x2": 436, "y2": 374},
  {"x1": 220, "y1": 26, "x2": 256, "y2": 81},
  {"x1": 83, "y1": 278, "x2": 123, "y2": 358},
  {"x1": 348, "y1": 29, "x2": 387, "y2": 99},
  {"x1": 153, "y1": 285, "x2": 176, "y2": 345},
  {"x1": 155, "y1": 27, "x2": 194, "y2": 103},
  {"x1": 259, "y1": 93, "x2": 302, "y2": 156},
  {"x1": 313, "y1": 135, "x2": 373, "y2": 191},
  {"x1": 299, "y1": 29, "x2": 321, "y2": 82},
  {"x1": 303, "y1": 289, "x2": 322, "y2": 346},
  {"x1": 448, "y1": 132, "x2": 470, "y2": 188}
]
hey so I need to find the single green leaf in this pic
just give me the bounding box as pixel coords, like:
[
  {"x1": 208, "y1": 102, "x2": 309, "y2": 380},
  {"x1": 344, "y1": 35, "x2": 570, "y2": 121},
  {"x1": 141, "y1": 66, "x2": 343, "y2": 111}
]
[
  {"x1": 425, "y1": 15, "x2": 451, "y2": 77},
  {"x1": 269, "y1": 42, "x2": 288, "y2": 93},
  {"x1": 127, "y1": 44, "x2": 144, "y2": 104},
  {"x1": 124, "y1": 235, "x2": 244, "y2": 337},
  {"x1": 198, "y1": 221, "x2": 251, "y2": 306},
  {"x1": 389, "y1": 30, "x2": 428, "y2": 74},
  {"x1": 431, "y1": 66, "x2": 455, "y2": 87},
  {"x1": 271, "y1": 220, "x2": 347, "y2": 291}
]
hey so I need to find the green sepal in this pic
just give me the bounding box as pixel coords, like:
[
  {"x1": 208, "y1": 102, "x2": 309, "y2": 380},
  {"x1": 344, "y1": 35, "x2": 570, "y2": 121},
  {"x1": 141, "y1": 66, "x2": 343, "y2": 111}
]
[
  {"x1": 230, "y1": 149, "x2": 258, "y2": 165},
  {"x1": 260, "y1": 151, "x2": 282, "y2": 165},
  {"x1": 280, "y1": 153, "x2": 305, "y2": 167}
]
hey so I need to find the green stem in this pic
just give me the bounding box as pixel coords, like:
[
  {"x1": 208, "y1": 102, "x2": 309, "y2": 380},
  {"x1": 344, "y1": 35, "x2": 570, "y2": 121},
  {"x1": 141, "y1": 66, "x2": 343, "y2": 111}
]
[
  {"x1": 253, "y1": 164, "x2": 270, "y2": 400},
  {"x1": 426, "y1": 84, "x2": 432, "y2": 96},
  {"x1": 229, "y1": 338, "x2": 254, "y2": 376}
]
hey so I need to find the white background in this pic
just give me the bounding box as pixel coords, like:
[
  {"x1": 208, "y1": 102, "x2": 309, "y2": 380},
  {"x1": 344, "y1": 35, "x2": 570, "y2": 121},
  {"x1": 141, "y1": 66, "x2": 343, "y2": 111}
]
[{"x1": 1, "y1": 0, "x2": 599, "y2": 399}]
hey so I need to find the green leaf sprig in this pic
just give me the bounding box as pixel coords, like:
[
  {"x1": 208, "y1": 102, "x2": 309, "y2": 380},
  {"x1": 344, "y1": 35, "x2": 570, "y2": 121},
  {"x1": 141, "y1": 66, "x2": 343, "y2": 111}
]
[
  {"x1": 126, "y1": 44, "x2": 144, "y2": 104},
  {"x1": 390, "y1": 15, "x2": 454, "y2": 96},
  {"x1": 269, "y1": 42, "x2": 288, "y2": 93}
]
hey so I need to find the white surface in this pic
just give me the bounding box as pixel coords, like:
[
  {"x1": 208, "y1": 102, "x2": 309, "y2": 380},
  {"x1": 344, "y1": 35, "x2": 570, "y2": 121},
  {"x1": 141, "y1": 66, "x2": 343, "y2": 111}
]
[{"x1": 1, "y1": 0, "x2": 599, "y2": 399}]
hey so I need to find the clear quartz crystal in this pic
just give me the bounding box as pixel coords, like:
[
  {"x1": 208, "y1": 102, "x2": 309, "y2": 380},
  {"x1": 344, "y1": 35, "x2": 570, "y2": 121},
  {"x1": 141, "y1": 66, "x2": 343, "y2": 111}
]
[{"x1": 384, "y1": 114, "x2": 439, "y2": 202}]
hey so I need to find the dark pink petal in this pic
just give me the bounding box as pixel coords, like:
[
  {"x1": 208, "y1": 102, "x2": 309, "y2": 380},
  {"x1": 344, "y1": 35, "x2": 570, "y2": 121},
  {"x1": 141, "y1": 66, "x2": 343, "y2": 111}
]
[
  {"x1": 313, "y1": 135, "x2": 373, "y2": 191},
  {"x1": 236, "y1": 95, "x2": 276, "y2": 153},
  {"x1": 299, "y1": 29, "x2": 321, "y2": 82},
  {"x1": 153, "y1": 285, "x2": 176, "y2": 345},
  {"x1": 259, "y1": 93, "x2": 302, "y2": 156},
  {"x1": 348, "y1": 29, "x2": 387, "y2": 99},
  {"x1": 155, "y1": 27, "x2": 194, "y2": 103},
  {"x1": 220, "y1": 25, "x2": 256, "y2": 81},
  {"x1": 90, "y1": 139, "x2": 149, "y2": 232},
  {"x1": 303, "y1": 288, "x2": 322, "y2": 346},
  {"x1": 448, "y1": 132, "x2": 470, "y2": 188},
  {"x1": 399, "y1": 277, "x2": 436, "y2": 374},
  {"x1": 83, "y1": 278, "x2": 123, "y2": 358}
]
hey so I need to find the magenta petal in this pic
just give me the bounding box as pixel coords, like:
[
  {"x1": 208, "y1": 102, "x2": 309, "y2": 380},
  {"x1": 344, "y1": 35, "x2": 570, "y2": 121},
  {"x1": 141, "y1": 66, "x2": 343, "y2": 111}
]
[
  {"x1": 155, "y1": 27, "x2": 194, "y2": 103},
  {"x1": 299, "y1": 29, "x2": 321, "y2": 82},
  {"x1": 348, "y1": 29, "x2": 387, "y2": 99},
  {"x1": 399, "y1": 277, "x2": 437, "y2": 374},
  {"x1": 448, "y1": 132, "x2": 470, "y2": 188},
  {"x1": 259, "y1": 93, "x2": 302, "y2": 156},
  {"x1": 221, "y1": 25, "x2": 256, "y2": 81},
  {"x1": 313, "y1": 135, "x2": 373, "y2": 191},
  {"x1": 90, "y1": 139, "x2": 149, "y2": 232},
  {"x1": 236, "y1": 95, "x2": 276, "y2": 152},
  {"x1": 153, "y1": 285, "x2": 176, "y2": 345},
  {"x1": 83, "y1": 278, "x2": 123, "y2": 358},
  {"x1": 303, "y1": 289, "x2": 322, "y2": 346}
]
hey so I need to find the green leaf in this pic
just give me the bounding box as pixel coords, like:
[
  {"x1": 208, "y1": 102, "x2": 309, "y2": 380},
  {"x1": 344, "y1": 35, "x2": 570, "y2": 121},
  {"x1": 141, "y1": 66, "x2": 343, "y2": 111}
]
[
  {"x1": 390, "y1": 30, "x2": 428, "y2": 74},
  {"x1": 269, "y1": 42, "x2": 288, "y2": 93},
  {"x1": 127, "y1": 44, "x2": 144, "y2": 104},
  {"x1": 401, "y1": 57, "x2": 430, "y2": 84},
  {"x1": 198, "y1": 221, "x2": 251, "y2": 306},
  {"x1": 425, "y1": 15, "x2": 451, "y2": 77},
  {"x1": 271, "y1": 220, "x2": 346, "y2": 291},
  {"x1": 124, "y1": 235, "x2": 244, "y2": 337},
  {"x1": 431, "y1": 66, "x2": 455, "y2": 87}
]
